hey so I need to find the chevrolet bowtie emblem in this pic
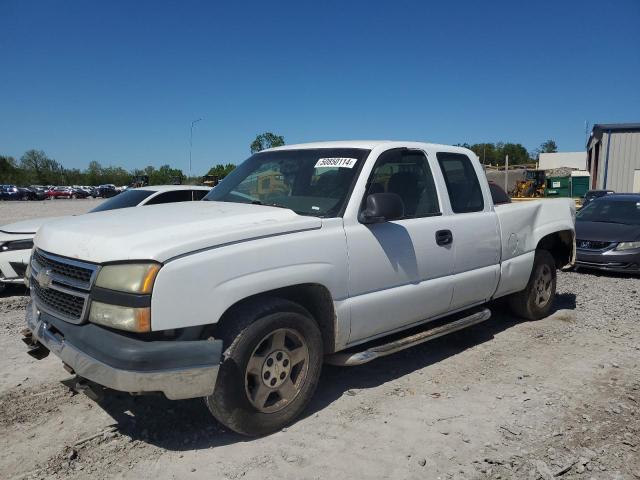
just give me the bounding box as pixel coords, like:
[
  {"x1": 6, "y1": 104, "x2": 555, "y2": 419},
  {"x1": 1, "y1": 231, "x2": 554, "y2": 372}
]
[{"x1": 36, "y1": 268, "x2": 53, "y2": 289}]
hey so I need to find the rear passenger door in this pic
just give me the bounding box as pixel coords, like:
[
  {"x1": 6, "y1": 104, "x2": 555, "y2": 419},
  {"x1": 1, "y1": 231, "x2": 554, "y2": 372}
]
[
  {"x1": 436, "y1": 152, "x2": 500, "y2": 309},
  {"x1": 345, "y1": 148, "x2": 455, "y2": 343}
]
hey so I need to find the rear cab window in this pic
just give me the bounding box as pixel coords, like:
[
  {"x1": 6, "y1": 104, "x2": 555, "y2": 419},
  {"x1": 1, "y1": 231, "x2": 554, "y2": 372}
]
[{"x1": 436, "y1": 152, "x2": 484, "y2": 213}]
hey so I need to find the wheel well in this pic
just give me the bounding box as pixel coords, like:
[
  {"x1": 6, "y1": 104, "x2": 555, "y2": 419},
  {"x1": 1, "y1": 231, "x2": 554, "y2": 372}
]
[
  {"x1": 213, "y1": 284, "x2": 337, "y2": 354},
  {"x1": 537, "y1": 230, "x2": 574, "y2": 268}
]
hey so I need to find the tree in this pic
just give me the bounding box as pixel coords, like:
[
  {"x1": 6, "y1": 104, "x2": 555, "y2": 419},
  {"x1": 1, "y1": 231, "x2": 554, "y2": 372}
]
[
  {"x1": 19, "y1": 149, "x2": 63, "y2": 184},
  {"x1": 0, "y1": 155, "x2": 21, "y2": 184},
  {"x1": 86, "y1": 160, "x2": 103, "y2": 185},
  {"x1": 539, "y1": 139, "x2": 558, "y2": 154},
  {"x1": 148, "y1": 164, "x2": 184, "y2": 185},
  {"x1": 461, "y1": 142, "x2": 532, "y2": 166},
  {"x1": 250, "y1": 132, "x2": 285, "y2": 153},
  {"x1": 207, "y1": 163, "x2": 236, "y2": 179}
]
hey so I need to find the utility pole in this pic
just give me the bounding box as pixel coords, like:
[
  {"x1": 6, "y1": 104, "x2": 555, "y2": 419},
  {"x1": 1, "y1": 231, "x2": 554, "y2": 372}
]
[
  {"x1": 504, "y1": 154, "x2": 509, "y2": 192},
  {"x1": 188, "y1": 117, "x2": 203, "y2": 180}
]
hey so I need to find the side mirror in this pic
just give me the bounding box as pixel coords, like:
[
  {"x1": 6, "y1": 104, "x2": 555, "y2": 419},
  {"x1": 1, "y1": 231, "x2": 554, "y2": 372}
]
[{"x1": 359, "y1": 193, "x2": 404, "y2": 224}]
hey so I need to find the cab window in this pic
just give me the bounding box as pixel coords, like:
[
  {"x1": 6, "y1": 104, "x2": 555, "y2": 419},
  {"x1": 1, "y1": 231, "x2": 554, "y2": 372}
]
[
  {"x1": 363, "y1": 149, "x2": 440, "y2": 218},
  {"x1": 437, "y1": 152, "x2": 484, "y2": 213},
  {"x1": 145, "y1": 190, "x2": 192, "y2": 205}
]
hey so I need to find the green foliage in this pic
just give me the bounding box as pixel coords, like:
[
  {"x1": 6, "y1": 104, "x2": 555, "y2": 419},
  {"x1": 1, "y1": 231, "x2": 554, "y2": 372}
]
[
  {"x1": 538, "y1": 139, "x2": 558, "y2": 155},
  {"x1": 206, "y1": 163, "x2": 236, "y2": 179},
  {"x1": 148, "y1": 164, "x2": 184, "y2": 185},
  {"x1": 0, "y1": 155, "x2": 21, "y2": 184},
  {"x1": 250, "y1": 132, "x2": 285, "y2": 154},
  {"x1": 457, "y1": 142, "x2": 533, "y2": 166},
  {"x1": 0, "y1": 149, "x2": 189, "y2": 187},
  {"x1": 19, "y1": 149, "x2": 64, "y2": 184}
]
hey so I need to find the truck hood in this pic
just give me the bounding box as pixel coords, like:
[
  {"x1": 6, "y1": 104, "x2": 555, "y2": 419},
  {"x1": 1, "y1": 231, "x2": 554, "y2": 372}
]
[
  {"x1": 35, "y1": 201, "x2": 322, "y2": 263},
  {"x1": 1, "y1": 217, "x2": 62, "y2": 234},
  {"x1": 575, "y1": 220, "x2": 640, "y2": 243}
]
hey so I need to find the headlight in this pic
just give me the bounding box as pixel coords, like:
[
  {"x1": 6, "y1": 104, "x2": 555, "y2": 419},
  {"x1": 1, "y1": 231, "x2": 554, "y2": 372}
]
[
  {"x1": 95, "y1": 263, "x2": 161, "y2": 294},
  {"x1": 615, "y1": 241, "x2": 640, "y2": 251},
  {"x1": 1, "y1": 239, "x2": 34, "y2": 251},
  {"x1": 89, "y1": 302, "x2": 151, "y2": 332}
]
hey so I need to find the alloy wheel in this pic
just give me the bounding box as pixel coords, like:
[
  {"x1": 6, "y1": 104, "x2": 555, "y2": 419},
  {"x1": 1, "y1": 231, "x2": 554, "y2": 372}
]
[{"x1": 244, "y1": 328, "x2": 309, "y2": 413}]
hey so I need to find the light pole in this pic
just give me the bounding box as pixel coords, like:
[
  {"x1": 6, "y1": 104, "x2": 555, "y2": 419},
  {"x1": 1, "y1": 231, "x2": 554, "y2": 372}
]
[{"x1": 189, "y1": 117, "x2": 203, "y2": 179}]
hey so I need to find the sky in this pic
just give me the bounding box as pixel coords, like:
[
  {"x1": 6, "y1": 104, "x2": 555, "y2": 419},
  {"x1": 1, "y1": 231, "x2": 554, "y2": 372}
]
[{"x1": 1, "y1": 0, "x2": 639, "y2": 175}]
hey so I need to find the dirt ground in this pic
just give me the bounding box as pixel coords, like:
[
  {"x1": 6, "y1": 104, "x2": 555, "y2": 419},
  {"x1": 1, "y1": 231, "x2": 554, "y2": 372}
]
[{"x1": 1, "y1": 200, "x2": 639, "y2": 480}]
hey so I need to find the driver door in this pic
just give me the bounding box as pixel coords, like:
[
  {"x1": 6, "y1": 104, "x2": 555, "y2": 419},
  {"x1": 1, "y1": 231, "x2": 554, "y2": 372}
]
[{"x1": 344, "y1": 148, "x2": 455, "y2": 343}]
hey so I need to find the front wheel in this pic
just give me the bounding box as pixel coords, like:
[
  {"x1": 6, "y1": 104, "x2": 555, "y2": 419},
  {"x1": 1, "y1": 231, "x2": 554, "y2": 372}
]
[
  {"x1": 205, "y1": 299, "x2": 323, "y2": 436},
  {"x1": 508, "y1": 249, "x2": 557, "y2": 320}
]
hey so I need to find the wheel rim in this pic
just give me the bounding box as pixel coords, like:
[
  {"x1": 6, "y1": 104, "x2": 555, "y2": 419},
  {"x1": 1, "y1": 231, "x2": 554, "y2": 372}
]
[
  {"x1": 534, "y1": 264, "x2": 553, "y2": 308},
  {"x1": 244, "y1": 328, "x2": 309, "y2": 414}
]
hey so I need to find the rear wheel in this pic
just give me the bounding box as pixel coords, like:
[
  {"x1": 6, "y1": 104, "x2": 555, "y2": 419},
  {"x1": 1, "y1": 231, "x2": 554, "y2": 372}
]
[
  {"x1": 205, "y1": 299, "x2": 323, "y2": 436},
  {"x1": 508, "y1": 249, "x2": 556, "y2": 320}
]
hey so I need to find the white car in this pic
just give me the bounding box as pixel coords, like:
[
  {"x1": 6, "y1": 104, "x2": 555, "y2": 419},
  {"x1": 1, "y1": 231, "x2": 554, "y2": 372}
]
[
  {"x1": 24, "y1": 141, "x2": 575, "y2": 436},
  {"x1": 0, "y1": 185, "x2": 210, "y2": 291}
]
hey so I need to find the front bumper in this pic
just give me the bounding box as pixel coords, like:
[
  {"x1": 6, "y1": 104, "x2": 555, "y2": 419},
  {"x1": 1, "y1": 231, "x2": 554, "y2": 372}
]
[
  {"x1": 575, "y1": 248, "x2": 640, "y2": 273},
  {"x1": 26, "y1": 301, "x2": 222, "y2": 400}
]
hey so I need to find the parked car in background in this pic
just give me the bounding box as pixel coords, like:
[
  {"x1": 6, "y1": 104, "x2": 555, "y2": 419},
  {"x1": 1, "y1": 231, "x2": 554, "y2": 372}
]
[
  {"x1": 27, "y1": 186, "x2": 48, "y2": 200},
  {"x1": 69, "y1": 187, "x2": 90, "y2": 199},
  {"x1": 0, "y1": 185, "x2": 20, "y2": 200},
  {"x1": 575, "y1": 193, "x2": 640, "y2": 273},
  {"x1": 46, "y1": 186, "x2": 74, "y2": 199},
  {"x1": 582, "y1": 189, "x2": 615, "y2": 208},
  {"x1": 96, "y1": 184, "x2": 118, "y2": 198},
  {"x1": 0, "y1": 185, "x2": 211, "y2": 290},
  {"x1": 22, "y1": 141, "x2": 575, "y2": 436}
]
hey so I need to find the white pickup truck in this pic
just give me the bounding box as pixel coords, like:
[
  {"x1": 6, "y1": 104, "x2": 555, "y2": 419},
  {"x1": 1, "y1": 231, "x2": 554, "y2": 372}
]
[{"x1": 23, "y1": 141, "x2": 575, "y2": 436}]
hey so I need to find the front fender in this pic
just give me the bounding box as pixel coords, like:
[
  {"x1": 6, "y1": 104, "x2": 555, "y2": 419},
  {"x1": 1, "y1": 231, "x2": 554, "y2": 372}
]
[{"x1": 150, "y1": 221, "x2": 350, "y2": 332}]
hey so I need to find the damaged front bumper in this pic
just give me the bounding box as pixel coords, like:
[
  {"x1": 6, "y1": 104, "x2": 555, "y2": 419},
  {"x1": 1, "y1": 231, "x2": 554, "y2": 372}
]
[{"x1": 25, "y1": 300, "x2": 222, "y2": 400}]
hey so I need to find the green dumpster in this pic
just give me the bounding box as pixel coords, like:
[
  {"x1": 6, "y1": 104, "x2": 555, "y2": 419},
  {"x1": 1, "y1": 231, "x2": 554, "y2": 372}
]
[
  {"x1": 570, "y1": 172, "x2": 590, "y2": 198},
  {"x1": 545, "y1": 176, "x2": 570, "y2": 197}
]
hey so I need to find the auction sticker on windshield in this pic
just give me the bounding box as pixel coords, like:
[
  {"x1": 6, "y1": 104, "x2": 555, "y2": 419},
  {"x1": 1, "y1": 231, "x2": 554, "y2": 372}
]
[{"x1": 314, "y1": 158, "x2": 358, "y2": 168}]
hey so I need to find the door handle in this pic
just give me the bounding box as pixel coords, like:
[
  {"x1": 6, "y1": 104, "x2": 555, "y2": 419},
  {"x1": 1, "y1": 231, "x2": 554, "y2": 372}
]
[{"x1": 435, "y1": 229, "x2": 453, "y2": 246}]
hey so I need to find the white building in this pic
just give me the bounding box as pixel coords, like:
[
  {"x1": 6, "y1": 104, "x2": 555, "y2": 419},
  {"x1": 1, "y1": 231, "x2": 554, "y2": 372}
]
[{"x1": 538, "y1": 152, "x2": 586, "y2": 170}]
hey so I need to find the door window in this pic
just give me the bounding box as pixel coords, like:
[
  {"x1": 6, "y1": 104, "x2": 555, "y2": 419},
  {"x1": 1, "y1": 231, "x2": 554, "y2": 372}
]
[
  {"x1": 144, "y1": 190, "x2": 192, "y2": 205},
  {"x1": 363, "y1": 149, "x2": 440, "y2": 218},
  {"x1": 437, "y1": 153, "x2": 484, "y2": 213},
  {"x1": 192, "y1": 190, "x2": 208, "y2": 200}
]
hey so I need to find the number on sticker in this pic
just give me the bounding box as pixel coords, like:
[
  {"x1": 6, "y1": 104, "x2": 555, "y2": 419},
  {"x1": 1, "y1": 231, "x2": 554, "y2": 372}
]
[{"x1": 314, "y1": 158, "x2": 358, "y2": 169}]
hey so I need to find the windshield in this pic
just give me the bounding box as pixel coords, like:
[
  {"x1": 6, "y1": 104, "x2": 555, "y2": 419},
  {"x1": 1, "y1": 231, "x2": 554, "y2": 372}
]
[
  {"x1": 89, "y1": 189, "x2": 155, "y2": 213},
  {"x1": 204, "y1": 148, "x2": 370, "y2": 216},
  {"x1": 577, "y1": 199, "x2": 640, "y2": 225}
]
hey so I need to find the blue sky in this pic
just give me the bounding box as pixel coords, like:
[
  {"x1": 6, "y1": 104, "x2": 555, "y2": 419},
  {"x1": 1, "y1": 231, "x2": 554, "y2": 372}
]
[{"x1": 1, "y1": 0, "x2": 639, "y2": 174}]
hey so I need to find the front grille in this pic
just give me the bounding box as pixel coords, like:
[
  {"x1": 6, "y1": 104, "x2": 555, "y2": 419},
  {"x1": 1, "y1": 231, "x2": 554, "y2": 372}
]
[
  {"x1": 576, "y1": 239, "x2": 614, "y2": 251},
  {"x1": 31, "y1": 279, "x2": 85, "y2": 320},
  {"x1": 30, "y1": 249, "x2": 97, "y2": 323},
  {"x1": 32, "y1": 249, "x2": 94, "y2": 286}
]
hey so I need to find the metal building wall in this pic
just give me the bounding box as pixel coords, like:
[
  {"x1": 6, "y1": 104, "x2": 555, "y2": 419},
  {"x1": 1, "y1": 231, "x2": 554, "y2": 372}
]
[{"x1": 599, "y1": 131, "x2": 640, "y2": 191}]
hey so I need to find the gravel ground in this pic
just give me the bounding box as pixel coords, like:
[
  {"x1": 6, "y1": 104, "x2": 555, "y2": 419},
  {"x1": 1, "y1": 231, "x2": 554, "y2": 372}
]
[
  {"x1": 0, "y1": 198, "x2": 105, "y2": 225},
  {"x1": 0, "y1": 202, "x2": 639, "y2": 480}
]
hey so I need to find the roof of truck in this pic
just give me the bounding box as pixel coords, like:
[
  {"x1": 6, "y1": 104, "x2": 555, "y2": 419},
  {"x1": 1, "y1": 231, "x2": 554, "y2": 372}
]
[
  {"x1": 266, "y1": 140, "x2": 472, "y2": 152},
  {"x1": 136, "y1": 185, "x2": 211, "y2": 192}
]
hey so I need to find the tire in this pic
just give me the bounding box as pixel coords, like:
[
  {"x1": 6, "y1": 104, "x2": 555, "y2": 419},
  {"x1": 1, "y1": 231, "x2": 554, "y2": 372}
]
[
  {"x1": 205, "y1": 298, "x2": 323, "y2": 436},
  {"x1": 508, "y1": 249, "x2": 556, "y2": 320},
  {"x1": 72, "y1": 194, "x2": 77, "y2": 199}
]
